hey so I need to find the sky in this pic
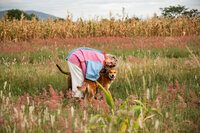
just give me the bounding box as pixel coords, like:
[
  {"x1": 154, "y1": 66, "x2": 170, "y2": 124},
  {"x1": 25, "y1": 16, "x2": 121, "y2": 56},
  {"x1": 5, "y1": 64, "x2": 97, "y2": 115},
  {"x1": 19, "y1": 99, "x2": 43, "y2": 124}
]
[{"x1": 0, "y1": 0, "x2": 200, "y2": 20}]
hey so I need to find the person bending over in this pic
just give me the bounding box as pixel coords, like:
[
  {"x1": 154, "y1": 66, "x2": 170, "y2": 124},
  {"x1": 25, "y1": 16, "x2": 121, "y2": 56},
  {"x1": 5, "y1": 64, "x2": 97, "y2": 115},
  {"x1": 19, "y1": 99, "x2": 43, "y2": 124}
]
[{"x1": 66, "y1": 47, "x2": 117, "y2": 97}]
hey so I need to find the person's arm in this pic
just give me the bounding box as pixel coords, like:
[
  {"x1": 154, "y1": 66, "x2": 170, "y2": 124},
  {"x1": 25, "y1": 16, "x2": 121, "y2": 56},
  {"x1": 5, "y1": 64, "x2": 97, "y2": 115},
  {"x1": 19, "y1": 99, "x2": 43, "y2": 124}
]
[{"x1": 80, "y1": 61, "x2": 87, "y2": 76}]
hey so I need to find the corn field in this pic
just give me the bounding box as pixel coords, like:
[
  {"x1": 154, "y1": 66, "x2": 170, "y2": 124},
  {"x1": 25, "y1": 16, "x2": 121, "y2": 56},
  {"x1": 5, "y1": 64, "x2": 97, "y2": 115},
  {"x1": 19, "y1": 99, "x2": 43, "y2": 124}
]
[
  {"x1": 1, "y1": 15, "x2": 200, "y2": 42},
  {"x1": 0, "y1": 12, "x2": 200, "y2": 132}
]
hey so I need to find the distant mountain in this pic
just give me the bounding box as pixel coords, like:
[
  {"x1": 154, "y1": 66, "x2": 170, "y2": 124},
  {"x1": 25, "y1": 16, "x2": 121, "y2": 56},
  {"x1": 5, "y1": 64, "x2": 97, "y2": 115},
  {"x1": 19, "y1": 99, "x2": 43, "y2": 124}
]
[
  {"x1": 25, "y1": 10, "x2": 60, "y2": 20},
  {"x1": 0, "y1": 10, "x2": 7, "y2": 18},
  {"x1": 0, "y1": 10, "x2": 63, "y2": 21}
]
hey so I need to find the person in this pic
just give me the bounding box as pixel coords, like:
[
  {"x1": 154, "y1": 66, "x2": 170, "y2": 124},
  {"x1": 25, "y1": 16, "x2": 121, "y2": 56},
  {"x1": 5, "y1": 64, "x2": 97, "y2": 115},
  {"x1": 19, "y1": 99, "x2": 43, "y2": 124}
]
[{"x1": 66, "y1": 47, "x2": 117, "y2": 97}]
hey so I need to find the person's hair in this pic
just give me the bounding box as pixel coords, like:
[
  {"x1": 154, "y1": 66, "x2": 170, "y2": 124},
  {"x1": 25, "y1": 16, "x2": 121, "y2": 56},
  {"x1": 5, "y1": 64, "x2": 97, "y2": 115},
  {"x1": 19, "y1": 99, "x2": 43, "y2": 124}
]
[{"x1": 105, "y1": 54, "x2": 118, "y2": 67}]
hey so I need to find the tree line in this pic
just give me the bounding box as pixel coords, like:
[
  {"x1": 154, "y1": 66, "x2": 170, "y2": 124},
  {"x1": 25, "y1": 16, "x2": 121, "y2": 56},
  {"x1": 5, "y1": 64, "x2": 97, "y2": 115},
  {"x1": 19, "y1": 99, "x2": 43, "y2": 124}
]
[
  {"x1": 5, "y1": 9, "x2": 39, "y2": 20},
  {"x1": 3, "y1": 5, "x2": 200, "y2": 21}
]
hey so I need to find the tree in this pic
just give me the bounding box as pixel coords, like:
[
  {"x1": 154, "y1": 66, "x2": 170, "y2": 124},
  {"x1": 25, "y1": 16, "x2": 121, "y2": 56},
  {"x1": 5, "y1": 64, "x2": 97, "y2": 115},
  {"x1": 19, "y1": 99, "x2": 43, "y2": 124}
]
[
  {"x1": 160, "y1": 5, "x2": 200, "y2": 18},
  {"x1": 183, "y1": 9, "x2": 200, "y2": 17},
  {"x1": 6, "y1": 9, "x2": 38, "y2": 20},
  {"x1": 29, "y1": 13, "x2": 39, "y2": 20}
]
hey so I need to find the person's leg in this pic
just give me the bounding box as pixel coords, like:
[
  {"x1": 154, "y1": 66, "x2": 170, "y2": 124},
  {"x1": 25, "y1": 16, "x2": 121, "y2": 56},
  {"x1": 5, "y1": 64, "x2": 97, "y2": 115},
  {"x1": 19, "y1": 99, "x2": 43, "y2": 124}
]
[{"x1": 68, "y1": 61, "x2": 84, "y2": 97}]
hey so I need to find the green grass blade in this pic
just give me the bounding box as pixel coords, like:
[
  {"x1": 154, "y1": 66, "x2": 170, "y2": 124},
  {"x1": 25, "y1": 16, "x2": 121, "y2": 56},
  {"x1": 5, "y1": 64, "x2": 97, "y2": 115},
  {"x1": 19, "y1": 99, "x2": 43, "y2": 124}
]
[
  {"x1": 95, "y1": 80, "x2": 114, "y2": 110},
  {"x1": 133, "y1": 100, "x2": 144, "y2": 107},
  {"x1": 120, "y1": 100, "x2": 132, "y2": 110},
  {"x1": 128, "y1": 105, "x2": 143, "y2": 112},
  {"x1": 151, "y1": 108, "x2": 163, "y2": 117}
]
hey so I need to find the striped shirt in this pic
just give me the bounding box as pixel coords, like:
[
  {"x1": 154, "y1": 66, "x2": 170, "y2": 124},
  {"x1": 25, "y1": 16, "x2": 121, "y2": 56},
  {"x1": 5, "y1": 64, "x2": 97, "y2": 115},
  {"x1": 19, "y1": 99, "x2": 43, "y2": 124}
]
[{"x1": 67, "y1": 47, "x2": 105, "y2": 81}]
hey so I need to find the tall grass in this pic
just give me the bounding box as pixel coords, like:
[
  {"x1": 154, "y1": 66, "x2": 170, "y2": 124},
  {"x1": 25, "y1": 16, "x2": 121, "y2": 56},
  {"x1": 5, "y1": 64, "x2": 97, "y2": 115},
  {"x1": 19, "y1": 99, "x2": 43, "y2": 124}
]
[
  {"x1": 1, "y1": 15, "x2": 200, "y2": 42},
  {"x1": 0, "y1": 37, "x2": 200, "y2": 132}
]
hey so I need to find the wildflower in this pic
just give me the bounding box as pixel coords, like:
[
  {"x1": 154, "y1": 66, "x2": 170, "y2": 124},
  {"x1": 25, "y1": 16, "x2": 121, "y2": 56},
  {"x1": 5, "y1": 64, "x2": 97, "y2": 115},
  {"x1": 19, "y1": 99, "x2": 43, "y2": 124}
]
[
  {"x1": 74, "y1": 118, "x2": 77, "y2": 129},
  {"x1": 138, "y1": 117, "x2": 143, "y2": 129},
  {"x1": 38, "y1": 118, "x2": 41, "y2": 126},
  {"x1": 108, "y1": 122, "x2": 112, "y2": 133},
  {"x1": 165, "y1": 112, "x2": 169, "y2": 118},
  {"x1": 3, "y1": 81, "x2": 7, "y2": 90},
  {"x1": 29, "y1": 106, "x2": 34, "y2": 114},
  {"x1": 29, "y1": 106, "x2": 34, "y2": 121},
  {"x1": 57, "y1": 109, "x2": 61, "y2": 115},
  {"x1": 44, "y1": 108, "x2": 49, "y2": 121},
  {"x1": 65, "y1": 118, "x2": 68, "y2": 128},
  {"x1": 84, "y1": 125, "x2": 87, "y2": 133},
  {"x1": 154, "y1": 119, "x2": 159, "y2": 130},
  {"x1": 21, "y1": 105, "x2": 25, "y2": 112},
  {"x1": 140, "y1": 109, "x2": 143, "y2": 118},
  {"x1": 128, "y1": 119, "x2": 133, "y2": 133},
  {"x1": 103, "y1": 127, "x2": 106, "y2": 133},
  {"x1": 27, "y1": 96, "x2": 30, "y2": 105},
  {"x1": 147, "y1": 88, "x2": 150, "y2": 100},
  {"x1": 50, "y1": 115, "x2": 55, "y2": 127},
  {"x1": 139, "y1": 109, "x2": 143, "y2": 128},
  {"x1": 42, "y1": 88, "x2": 47, "y2": 97},
  {"x1": 83, "y1": 110, "x2": 86, "y2": 120},
  {"x1": 90, "y1": 114, "x2": 93, "y2": 121},
  {"x1": 178, "y1": 95, "x2": 187, "y2": 108},
  {"x1": 191, "y1": 97, "x2": 200, "y2": 105},
  {"x1": 33, "y1": 59, "x2": 37, "y2": 64},
  {"x1": 6, "y1": 97, "x2": 9, "y2": 106},
  {"x1": 14, "y1": 107, "x2": 18, "y2": 116},
  {"x1": 195, "y1": 75, "x2": 197, "y2": 80},
  {"x1": 22, "y1": 116, "x2": 28, "y2": 129},
  {"x1": 71, "y1": 106, "x2": 74, "y2": 117},
  {"x1": 13, "y1": 124, "x2": 16, "y2": 133},
  {"x1": 80, "y1": 122, "x2": 83, "y2": 131}
]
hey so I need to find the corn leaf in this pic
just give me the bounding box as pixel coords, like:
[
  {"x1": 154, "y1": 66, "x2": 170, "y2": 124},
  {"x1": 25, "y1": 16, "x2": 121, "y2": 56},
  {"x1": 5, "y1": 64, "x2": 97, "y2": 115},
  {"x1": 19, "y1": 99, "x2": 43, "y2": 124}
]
[
  {"x1": 95, "y1": 80, "x2": 114, "y2": 110},
  {"x1": 87, "y1": 125, "x2": 106, "y2": 130},
  {"x1": 121, "y1": 118, "x2": 128, "y2": 133},
  {"x1": 133, "y1": 100, "x2": 144, "y2": 107},
  {"x1": 119, "y1": 100, "x2": 132, "y2": 110},
  {"x1": 128, "y1": 105, "x2": 143, "y2": 112},
  {"x1": 133, "y1": 100, "x2": 147, "y2": 110},
  {"x1": 89, "y1": 114, "x2": 111, "y2": 125},
  {"x1": 151, "y1": 108, "x2": 163, "y2": 117},
  {"x1": 134, "y1": 114, "x2": 141, "y2": 130}
]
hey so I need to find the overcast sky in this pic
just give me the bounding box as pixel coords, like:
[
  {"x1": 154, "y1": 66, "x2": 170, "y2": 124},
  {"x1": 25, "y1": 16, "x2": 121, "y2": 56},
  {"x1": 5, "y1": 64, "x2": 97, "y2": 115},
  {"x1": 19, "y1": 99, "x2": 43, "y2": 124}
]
[{"x1": 0, "y1": 0, "x2": 200, "y2": 20}]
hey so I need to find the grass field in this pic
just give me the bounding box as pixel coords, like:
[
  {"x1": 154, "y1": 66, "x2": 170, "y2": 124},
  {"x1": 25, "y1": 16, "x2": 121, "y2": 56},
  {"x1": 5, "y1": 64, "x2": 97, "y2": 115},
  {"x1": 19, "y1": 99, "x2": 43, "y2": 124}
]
[{"x1": 0, "y1": 36, "x2": 200, "y2": 132}]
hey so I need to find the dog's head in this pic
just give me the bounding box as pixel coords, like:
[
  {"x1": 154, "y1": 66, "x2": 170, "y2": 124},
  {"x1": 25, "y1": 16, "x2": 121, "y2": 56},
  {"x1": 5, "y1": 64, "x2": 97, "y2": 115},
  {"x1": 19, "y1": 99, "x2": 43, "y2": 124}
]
[{"x1": 106, "y1": 69, "x2": 117, "y2": 80}]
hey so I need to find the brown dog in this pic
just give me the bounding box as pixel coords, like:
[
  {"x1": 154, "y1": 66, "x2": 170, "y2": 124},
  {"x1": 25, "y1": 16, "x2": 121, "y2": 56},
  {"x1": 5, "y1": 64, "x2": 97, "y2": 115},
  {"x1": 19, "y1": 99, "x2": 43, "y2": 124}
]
[
  {"x1": 56, "y1": 64, "x2": 72, "y2": 90},
  {"x1": 77, "y1": 68, "x2": 117, "y2": 102}
]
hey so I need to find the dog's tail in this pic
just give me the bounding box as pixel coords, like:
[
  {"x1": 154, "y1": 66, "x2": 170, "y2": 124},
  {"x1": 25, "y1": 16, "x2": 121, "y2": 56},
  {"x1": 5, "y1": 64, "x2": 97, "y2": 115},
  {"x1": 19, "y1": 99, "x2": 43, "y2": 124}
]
[
  {"x1": 77, "y1": 82, "x2": 88, "y2": 92},
  {"x1": 56, "y1": 64, "x2": 70, "y2": 75}
]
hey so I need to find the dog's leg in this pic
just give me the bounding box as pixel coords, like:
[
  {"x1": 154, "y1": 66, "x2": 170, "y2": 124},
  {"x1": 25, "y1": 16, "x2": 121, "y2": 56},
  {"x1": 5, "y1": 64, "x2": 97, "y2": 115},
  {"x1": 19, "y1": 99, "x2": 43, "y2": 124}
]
[
  {"x1": 88, "y1": 84, "x2": 95, "y2": 103},
  {"x1": 105, "y1": 84, "x2": 110, "y2": 90},
  {"x1": 83, "y1": 85, "x2": 88, "y2": 101},
  {"x1": 77, "y1": 82, "x2": 89, "y2": 100},
  {"x1": 67, "y1": 75, "x2": 72, "y2": 90},
  {"x1": 93, "y1": 87, "x2": 97, "y2": 100},
  {"x1": 94, "y1": 87, "x2": 98, "y2": 99}
]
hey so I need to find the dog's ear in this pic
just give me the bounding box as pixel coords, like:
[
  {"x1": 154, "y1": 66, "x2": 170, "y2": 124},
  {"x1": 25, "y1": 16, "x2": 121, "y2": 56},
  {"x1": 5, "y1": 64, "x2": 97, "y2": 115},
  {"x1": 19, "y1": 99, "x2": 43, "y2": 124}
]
[{"x1": 105, "y1": 67, "x2": 112, "y2": 73}]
